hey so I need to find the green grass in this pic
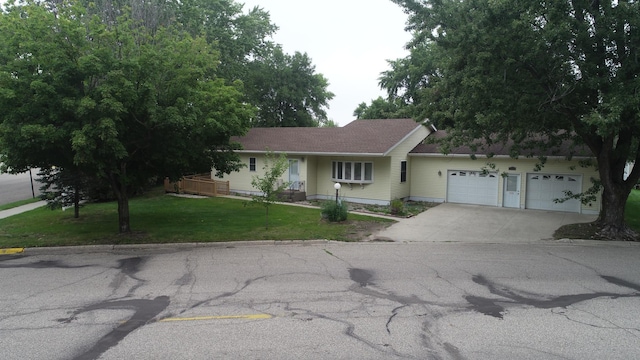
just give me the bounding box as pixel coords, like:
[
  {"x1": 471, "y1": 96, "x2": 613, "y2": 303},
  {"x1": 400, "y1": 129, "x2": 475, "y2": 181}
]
[
  {"x1": 0, "y1": 189, "x2": 393, "y2": 248},
  {"x1": 0, "y1": 198, "x2": 41, "y2": 211},
  {"x1": 625, "y1": 189, "x2": 640, "y2": 232}
]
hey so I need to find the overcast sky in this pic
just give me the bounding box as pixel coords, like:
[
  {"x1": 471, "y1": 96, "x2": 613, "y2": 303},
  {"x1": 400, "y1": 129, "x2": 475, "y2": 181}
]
[{"x1": 240, "y1": 0, "x2": 411, "y2": 126}]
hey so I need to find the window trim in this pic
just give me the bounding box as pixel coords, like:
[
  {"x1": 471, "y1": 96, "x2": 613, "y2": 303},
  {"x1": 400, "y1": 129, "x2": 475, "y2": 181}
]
[{"x1": 331, "y1": 161, "x2": 373, "y2": 183}]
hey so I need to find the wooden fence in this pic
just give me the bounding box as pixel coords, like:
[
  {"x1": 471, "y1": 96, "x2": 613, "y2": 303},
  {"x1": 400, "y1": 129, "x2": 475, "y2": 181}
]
[{"x1": 164, "y1": 173, "x2": 230, "y2": 197}]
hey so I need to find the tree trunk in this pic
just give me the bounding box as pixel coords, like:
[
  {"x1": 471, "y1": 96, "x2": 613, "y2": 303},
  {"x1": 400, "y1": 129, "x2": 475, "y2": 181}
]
[
  {"x1": 117, "y1": 192, "x2": 131, "y2": 233},
  {"x1": 596, "y1": 185, "x2": 636, "y2": 240},
  {"x1": 109, "y1": 166, "x2": 131, "y2": 233},
  {"x1": 595, "y1": 149, "x2": 639, "y2": 241},
  {"x1": 73, "y1": 178, "x2": 80, "y2": 219}
]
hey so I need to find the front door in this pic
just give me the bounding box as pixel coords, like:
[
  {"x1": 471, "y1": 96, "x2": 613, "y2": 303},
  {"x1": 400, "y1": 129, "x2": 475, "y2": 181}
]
[
  {"x1": 288, "y1": 160, "x2": 300, "y2": 190},
  {"x1": 503, "y1": 174, "x2": 521, "y2": 208}
]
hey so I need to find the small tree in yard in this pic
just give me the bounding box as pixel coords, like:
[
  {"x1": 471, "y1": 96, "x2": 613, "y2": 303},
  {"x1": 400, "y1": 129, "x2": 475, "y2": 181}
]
[{"x1": 251, "y1": 152, "x2": 291, "y2": 229}]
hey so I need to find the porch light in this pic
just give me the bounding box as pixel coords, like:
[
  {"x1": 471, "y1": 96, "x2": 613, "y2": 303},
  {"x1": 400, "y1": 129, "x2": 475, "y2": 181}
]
[{"x1": 334, "y1": 182, "x2": 341, "y2": 204}]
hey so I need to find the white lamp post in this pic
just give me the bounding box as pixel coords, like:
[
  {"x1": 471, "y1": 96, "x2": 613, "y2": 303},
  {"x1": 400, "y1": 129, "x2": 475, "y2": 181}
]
[{"x1": 333, "y1": 182, "x2": 341, "y2": 204}]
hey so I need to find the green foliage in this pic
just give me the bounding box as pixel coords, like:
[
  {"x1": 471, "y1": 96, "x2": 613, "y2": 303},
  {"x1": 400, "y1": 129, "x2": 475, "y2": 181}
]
[
  {"x1": 320, "y1": 120, "x2": 339, "y2": 128},
  {"x1": 389, "y1": 198, "x2": 405, "y2": 216},
  {"x1": 0, "y1": 1, "x2": 253, "y2": 233},
  {"x1": 38, "y1": 167, "x2": 88, "y2": 217},
  {"x1": 353, "y1": 97, "x2": 410, "y2": 119},
  {"x1": 321, "y1": 200, "x2": 348, "y2": 222},
  {"x1": 176, "y1": 0, "x2": 278, "y2": 83},
  {"x1": 175, "y1": 0, "x2": 333, "y2": 128},
  {"x1": 624, "y1": 190, "x2": 640, "y2": 232},
  {"x1": 251, "y1": 151, "x2": 291, "y2": 228},
  {"x1": 388, "y1": 0, "x2": 640, "y2": 235},
  {"x1": 246, "y1": 47, "x2": 334, "y2": 127}
]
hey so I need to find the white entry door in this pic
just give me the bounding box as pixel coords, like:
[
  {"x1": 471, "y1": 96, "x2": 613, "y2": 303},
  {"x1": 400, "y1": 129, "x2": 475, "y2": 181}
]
[
  {"x1": 503, "y1": 174, "x2": 521, "y2": 208},
  {"x1": 288, "y1": 159, "x2": 300, "y2": 190}
]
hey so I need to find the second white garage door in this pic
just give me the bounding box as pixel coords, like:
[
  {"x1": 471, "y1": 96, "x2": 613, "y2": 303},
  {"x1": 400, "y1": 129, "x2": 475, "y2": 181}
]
[
  {"x1": 525, "y1": 174, "x2": 581, "y2": 212},
  {"x1": 447, "y1": 170, "x2": 499, "y2": 206}
]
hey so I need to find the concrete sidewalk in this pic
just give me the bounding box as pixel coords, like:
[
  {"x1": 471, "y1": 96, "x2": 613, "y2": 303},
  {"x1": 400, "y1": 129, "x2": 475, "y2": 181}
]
[
  {"x1": 0, "y1": 201, "x2": 47, "y2": 220},
  {"x1": 371, "y1": 202, "x2": 598, "y2": 243}
]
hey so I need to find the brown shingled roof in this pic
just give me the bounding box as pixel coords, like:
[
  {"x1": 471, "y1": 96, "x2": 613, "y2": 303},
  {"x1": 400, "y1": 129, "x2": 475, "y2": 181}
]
[
  {"x1": 234, "y1": 119, "x2": 423, "y2": 155},
  {"x1": 410, "y1": 130, "x2": 592, "y2": 158}
]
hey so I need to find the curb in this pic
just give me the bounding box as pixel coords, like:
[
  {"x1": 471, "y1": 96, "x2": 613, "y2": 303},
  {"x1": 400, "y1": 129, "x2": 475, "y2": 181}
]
[{"x1": 10, "y1": 239, "x2": 337, "y2": 255}]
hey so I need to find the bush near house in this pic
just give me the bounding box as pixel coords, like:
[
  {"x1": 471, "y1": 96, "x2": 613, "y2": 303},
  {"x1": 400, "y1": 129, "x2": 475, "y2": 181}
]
[
  {"x1": 390, "y1": 199, "x2": 405, "y2": 216},
  {"x1": 321, "y1": 200, "x2": 349, "y2": 222}
]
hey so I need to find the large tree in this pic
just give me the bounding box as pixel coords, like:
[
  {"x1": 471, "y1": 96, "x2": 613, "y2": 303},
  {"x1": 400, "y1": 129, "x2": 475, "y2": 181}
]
[
  {"x1": 353, "y1": 96, "x2": 409, "y2": 119},
  {"x1": 0, "y1": 0, "x2": 253, "y2": 233},
  {"x1": 245, "y1": 47, "x2": 334, "y2": 127},
  {"x1": 388, "y1": 0, "x2": 640, "y2": 240},
  {"x1": 175, "y1": 0, "x2": 334, "y2": 127}
]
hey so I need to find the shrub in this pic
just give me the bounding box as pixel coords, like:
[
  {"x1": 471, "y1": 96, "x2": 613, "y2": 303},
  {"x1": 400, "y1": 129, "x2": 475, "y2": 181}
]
[
  {"x1": 390, "y1": 198, "x2": 405, "y2": 216},
  {"x1": 321, "y1": 200, "x2": 348, "y2": 222}
]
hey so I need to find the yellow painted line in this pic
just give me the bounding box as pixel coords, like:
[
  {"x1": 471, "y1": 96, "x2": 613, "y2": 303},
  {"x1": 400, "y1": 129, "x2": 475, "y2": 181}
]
[
  {"x1": 0, "y1": 248, "x2": 24, "y2": 255},
  {"x1": 159, "y1": 314, "x2": 272, "y2": 322}
]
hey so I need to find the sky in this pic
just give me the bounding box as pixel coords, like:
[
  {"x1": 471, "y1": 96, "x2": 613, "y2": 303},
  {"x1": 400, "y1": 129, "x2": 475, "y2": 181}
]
[{"x1": 240, "y1": 0, "x2": 411, "y2": 126}]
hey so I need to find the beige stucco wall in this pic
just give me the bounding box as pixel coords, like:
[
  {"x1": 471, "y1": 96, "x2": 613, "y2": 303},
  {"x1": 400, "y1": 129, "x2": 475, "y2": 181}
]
[
  {"x1": 409, "y1": 155, "x2": 601, "y2": 214},
  {"x1": 216, "y1": 153, "x2": 257, "y2": 194},
  {"x1": 309, "y1": 156, "x2": 391, "y2": 204},
  {"x1": 387, "y1": 125, "x2": 433, "y2": 201},
  {"x1": 305, "y1": 155, "x2": 318, "y2": 196},
  {"x1": 216, "y1": 153, "x2": 308, "y2": 195}
]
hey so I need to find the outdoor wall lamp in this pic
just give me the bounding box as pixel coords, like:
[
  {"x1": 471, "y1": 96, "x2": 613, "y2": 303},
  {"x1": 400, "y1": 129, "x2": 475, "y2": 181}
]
[
  {"x1": 438, "y1": 170, "x2": 442, "y2": 176},
  {"x1": 334, "y1": 182, "x2": 341, "y2": 204}
]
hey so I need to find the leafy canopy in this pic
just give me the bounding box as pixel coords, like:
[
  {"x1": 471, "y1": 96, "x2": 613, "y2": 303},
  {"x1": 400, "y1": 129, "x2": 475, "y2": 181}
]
[
  {"x1": 0, "y1": 0, "x2": 253, "y2": 232},
  {"x1": 387, "y1": 0, "x2": 640, "y2": 239}
]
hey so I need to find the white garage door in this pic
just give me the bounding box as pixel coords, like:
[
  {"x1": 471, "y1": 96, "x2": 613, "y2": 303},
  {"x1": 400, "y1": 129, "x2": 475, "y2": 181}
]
[
  {"x1": 447, "y1": 170, "x2": 499, "y2": 206},
  {"x1": 525, "y1": 174, "x2": 581, "y2": 212}
]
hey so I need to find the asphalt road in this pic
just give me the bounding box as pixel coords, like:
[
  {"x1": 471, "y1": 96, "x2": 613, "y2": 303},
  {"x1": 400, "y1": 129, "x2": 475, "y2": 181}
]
[
  {"x1": 0, "y1": 170, "x2": 41, "y2": 205},
  {"x1": 1, "y1": 241, "x2": 639, "y2": 360}
]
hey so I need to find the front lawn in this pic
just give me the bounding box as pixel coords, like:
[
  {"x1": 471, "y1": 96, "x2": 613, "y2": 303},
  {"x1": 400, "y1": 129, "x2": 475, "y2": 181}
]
[
  {"x1": 0, "y1": 190, "x2": 394, "y2": 248},
  {"x1": 625, "y1": 189, "x2": 640, "y2": 231}
]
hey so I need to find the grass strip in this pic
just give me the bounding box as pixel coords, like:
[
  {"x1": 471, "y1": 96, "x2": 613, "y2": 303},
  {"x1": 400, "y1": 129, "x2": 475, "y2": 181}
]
[{"x1": 0, "y1": 198, "x2": 41, "y2": 211}]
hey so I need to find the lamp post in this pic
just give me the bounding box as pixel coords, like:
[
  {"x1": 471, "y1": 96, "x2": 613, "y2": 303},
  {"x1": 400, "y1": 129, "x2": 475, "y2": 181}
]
[{"x1": 333, "y1": 182, "x2": 341, "y2": 204}]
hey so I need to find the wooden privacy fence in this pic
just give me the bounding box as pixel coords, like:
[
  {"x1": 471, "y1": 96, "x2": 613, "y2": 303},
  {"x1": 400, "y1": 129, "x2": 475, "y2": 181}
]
[{"x1": 164, "y1": 173, "x2": 230, "y2": 197}]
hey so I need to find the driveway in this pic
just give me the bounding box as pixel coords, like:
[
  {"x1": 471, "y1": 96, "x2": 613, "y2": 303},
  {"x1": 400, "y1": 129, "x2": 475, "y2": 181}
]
[{"x1": 371, "y1": 203, "x2": 598, "y2": 243}]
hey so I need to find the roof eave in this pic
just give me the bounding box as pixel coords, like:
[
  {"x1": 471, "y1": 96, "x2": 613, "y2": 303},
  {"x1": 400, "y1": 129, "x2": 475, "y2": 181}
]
[
  {"x1": 236, "y1": 150, "x2": 386, "y2": 157},
  {"x1": 408, "y1": 153, "x2": 594, "y2": 160}
]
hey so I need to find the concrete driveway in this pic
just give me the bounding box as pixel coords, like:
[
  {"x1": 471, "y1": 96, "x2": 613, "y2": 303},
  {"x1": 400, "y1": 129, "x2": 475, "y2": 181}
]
[{"x1": 371, "y1": 203, "x2": 598, "y2": 243}]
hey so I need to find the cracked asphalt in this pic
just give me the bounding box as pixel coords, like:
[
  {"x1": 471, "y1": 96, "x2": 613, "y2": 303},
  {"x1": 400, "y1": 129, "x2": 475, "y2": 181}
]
[{"x1": 1, "y1": 241, "x2": 639, "y2": 359}]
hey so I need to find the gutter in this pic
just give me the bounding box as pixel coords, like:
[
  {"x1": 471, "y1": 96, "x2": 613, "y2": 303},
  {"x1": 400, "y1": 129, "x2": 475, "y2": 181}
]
[{"x1": 408, "y1": 153, "x2": 594, "y2": 160}]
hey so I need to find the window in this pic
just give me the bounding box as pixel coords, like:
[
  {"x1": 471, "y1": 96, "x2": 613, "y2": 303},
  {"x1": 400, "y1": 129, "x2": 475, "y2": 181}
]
[
  {"x1": 249, "y1": 157, "x2": 256, "y2": 172},
  {"x1": 400, "y1": 161, "x2": 407, "y2": 183},
  {"x1": 332, "y1": 161, "x2": 373, "y2": 183},
  {"x1": 354, "y1": 163, "x2": 362, "y2": 181}
]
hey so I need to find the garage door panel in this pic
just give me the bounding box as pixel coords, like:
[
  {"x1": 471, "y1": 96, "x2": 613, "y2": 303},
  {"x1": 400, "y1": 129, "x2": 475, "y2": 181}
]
[
  {"x1": 447, "y1": 171, "x2": 499, "y2": 206},
  {"x1": 526, "y1": 174, "x2": 581, "y2": 212}
]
